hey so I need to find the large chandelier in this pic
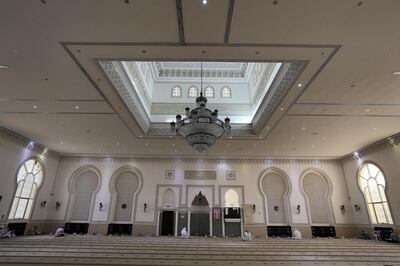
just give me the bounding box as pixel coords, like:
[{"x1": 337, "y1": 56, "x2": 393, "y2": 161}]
[{"x1": 170, "y1": 62, "x2": 231, "y2": 152}]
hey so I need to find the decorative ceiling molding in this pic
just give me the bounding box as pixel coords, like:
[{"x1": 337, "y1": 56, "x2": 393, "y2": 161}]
[
  {"x1": 100, "y1": 59, "x2": 303, "y2": 138},
  {"x1": 0, "y1": 126, "x2": 59, "y2": 159},
  {"x1": 151, "y1": 102, "x2": 252, "y2": 116},
  {"x1": 60, "y1": 154, "x2": 341, "y2": 166},
  {"x1": 252, "y1": 62, "x2": 305, "y2": 134}
]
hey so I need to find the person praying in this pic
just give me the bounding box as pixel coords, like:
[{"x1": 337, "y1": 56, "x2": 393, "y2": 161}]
[
  {"x1": 181, "y1": 227, "x2": 189, "y2": 239},
  {"x1": 242, "y1": 230, "x2": 253, "y2": 241},
  {"x1": 293, "y1": 228, "x2": 302, "y2": 240},
  {"x1": 54, "y1": 226, "x2": 65, "y2": 237}
]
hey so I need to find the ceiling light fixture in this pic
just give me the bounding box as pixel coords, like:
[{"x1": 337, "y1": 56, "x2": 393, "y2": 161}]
[
  {"x1": 33, "y1": 105, "x2": 38, "y2": 109},
  {"x1": 392, "y1": 71, "x2": 400, "y2": 75},
  {"x1": 297, "y1": 83, "x2": 302, "y2": 87},
  {"x1": 201, "y1": 0, "x2": 208, "y2": 6},
  {"x1": 75, "y1": 106, "x2": 79, "y2": 109},
  {"x1": 170, "y1": 62, "x2": 231, "y2": 152},
  {"x1": 0, "y1": 64, "x2": 9, "y2": 69}
]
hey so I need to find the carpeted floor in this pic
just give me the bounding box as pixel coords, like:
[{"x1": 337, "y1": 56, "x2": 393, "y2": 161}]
[{"x1": 0, "y1": 235, "x2": 399, "y2": 265}]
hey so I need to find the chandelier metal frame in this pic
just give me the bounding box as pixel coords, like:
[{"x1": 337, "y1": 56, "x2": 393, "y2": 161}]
[{"x1": 170, "y1": 62, "x2": 231, "y2": 152}]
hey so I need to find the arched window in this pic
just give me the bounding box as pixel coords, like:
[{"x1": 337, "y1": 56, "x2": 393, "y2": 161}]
[
  {"x1": 171, "y1": 86, "x2": 182, "y2": 98},
  {"x1": 358, "y1": 163, "x2": 393, "y2": 224},
  {"x1": 221, "y1": 86, "x2": 231, "y2": 98},
  {"x1": 9, "y1": 159, "x2": 44, "y2": 220},
  {"x1": 224, "y1": 189, "x2": 239, "y2": 207},
  {"x1": 204, "y1": 86, "x2": 214, "y2": 98},
  {"x1": 188, "y1": 86, "x2": 198, "y2": 98}
]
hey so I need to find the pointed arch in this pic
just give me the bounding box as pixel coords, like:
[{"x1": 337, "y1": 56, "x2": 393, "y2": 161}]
[
  {"x1": 204, "y1": 86, "x2": 214, "y2": 98},
  {"x1": 108, "y1": 165, "x2": 143, "y2": 223},
  {"x1": 300, "y1": 168, "x2": 334, "y2": 225},
  {"x1": 67, "y1": 165, "x2": 101, "y2": 222},
  {"x1": 162, "y1": 188, "x2": 176, "y2": 208},
  {"x1": 259, "y1": 167, "x2": 292, "y2": 224},
  {"x1": 224, "y1": 189, "x2": 239, "y2": 207},
  {"x1": 8, "y1": 157, "x2": 45, "y2": 220},
  {"x1": 357, "y1": 161, "x2": 393, "y2": 224},
  {"x1": 188, "y1": 86, "x2": 198, "y2": 98}
]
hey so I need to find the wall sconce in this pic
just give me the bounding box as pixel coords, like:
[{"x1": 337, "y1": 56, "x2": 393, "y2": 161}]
[
  {"x1": 354, "y1": 204, "x2": 361, "y2": 212},
  {"x1": 55, "y1": 201, "x2": 61, "y2": 210},
  {"x1": 296, "y1": 205, "x2": 301, "y2": 213},
  {"x1": 40, "y1": 201, "x2": 47, "y2": 208},
  {"x1": 252, "y1": 204, "x2": 256, "y2": 213},
  {"x1": 99, "y1": 202, "x2": 103, "y2": 211},
  {"x1": 144, "y1": 202, "x2": 147, "y2": 212},
  {"x1": 273, "y1": 205, "x2": 279, "y2": 211},
  {"x1": 340, "y1": 205, "x2": 345, "y2": 213},
  {"x1": 0, "y1": 195, "x2": 3, "y2": 202}
]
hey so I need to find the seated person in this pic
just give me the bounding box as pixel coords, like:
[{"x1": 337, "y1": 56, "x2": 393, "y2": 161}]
[
  {"x1": 180, "y1": 227, "x2": 188, "y2": 239},
  {"x1": 242, "y1": 230, "x2": 253, "y2": 241},
  {"x1": 360, "y1": 230, "x2": 371, "y2": 240},
  {"x1": 54, "y1": 226, "x2": 65, "y2": 237},
  {"x1": 0, "y1": 225, "x2": 15, "y2": 238},
  {"x1": 292, "y1": 228, "x2": 302, "y2": 240}
]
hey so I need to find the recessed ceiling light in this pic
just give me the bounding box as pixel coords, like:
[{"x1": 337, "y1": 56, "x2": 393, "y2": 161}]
[
  {"x1": 33, "y1": 105, "x2": 38, "y2": 109},
  {"x1": 0, "y1": 64, "x2": 9, "y2": 69},
  {"x1": 392, "y1": 71, "x2": 400, "y2": 75},
  {"x1": 297, "y1": 83, "x2": 302, "y2": 87},
  {"x1": 172, "y1": 143, "x2": 175, "y2": 146},
  {"x1": 302, "y1": 127, "x2": 306, "y2": 130},
  {"x1": 145, "y1": 143, "x2": 149, "y2": 146},
  {"x1": 75, "y1": 106, "x2": 79, "y2": 109},
  {"x1": 365, "y1": 109, "x2": 371, "y2": 112},
  {"x1": 280, "y1": 107, "x2": 284, "y2": 111},
  {"x1": 229, "y1": 136, "x2": 232, "y2": 139},
  {"x1": 139, "y1": 135, "x2": 143, "y2": 138},
  {"x1": 201, "y1": 0, "x2": 207, "y2": 5},
  {"x1": 266, "y1": 126, "x2": 270, "y2": 130}
]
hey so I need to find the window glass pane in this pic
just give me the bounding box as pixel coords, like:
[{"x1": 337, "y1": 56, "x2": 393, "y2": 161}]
[
  {"x1": 205, "y1": 87, "x2": 214, "y2": 97},
  {"x1": 378, "y1": 185, "x2": 387, "y2": 202},
  {"x1": 368, "y1": 164, "x2": 380, "y2": 178},
  {"x1": 368, "y1": 203, "x2": 377, "y2": 224},
  {"x1": 368, "y1": 178, "x2": 381, "y2": 202},
  {"x1": 15, "y1": 182, "x2": 24, "y2": 197},
  {"x1": 364, "y1": 187, "x2": 372, "y2": 203},
  {"x1": 188, "y1": 87, "x2": 198, "y2": 97},
  {"x1": 32, "y1": 161, "x2": 42, "y2": 175},
  {"x1": 374, "y1": 203, "x2": 387, "y2": 224},
  {"x1": 25, "y1": 160, "x2": 35, "y2": 173},
  {"x1": 359, "y1": 165, "x2": 369, "y2": 179},
  {"x1": 29, "y1": 184, "x2": 37, "y2": 199},
  {"x1": 34, "y1": 171, "x2": 43, "y2": 185},
  {"x1": 383, "y1": 202, "x2": 393, "y2": 224},
  {"x1": 24, "y1": 199, "x2": 34, "y2": 219},
  {"x1": 172, "y1": 87, "x2": 181, "y2": 97},
  {"x1": 15, "y1": 199, "x2": 28, "y2": 219},
  {"x1": 376, "y1": 172, "x2": 385, "y2": 186},
  {"x1": 8, "y1": 197, "x2": 19, "y2": 219},
  {"x1": 358, "y1": 177, "x2": 368, "y2": 190},
  {"x1": 17, "y1": 166, "x2": 27, "y2": 182},
  {"x1": 222, "y1": 87, "x2": 231, "y2": 98},
  {"x1": 21, "y1": 174, "x2": 34, "y2": 198}
]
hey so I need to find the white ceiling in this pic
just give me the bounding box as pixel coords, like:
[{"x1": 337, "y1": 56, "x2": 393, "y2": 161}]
[{"x1": 0, "y1": 0, "x2": 400, "y2": 159}]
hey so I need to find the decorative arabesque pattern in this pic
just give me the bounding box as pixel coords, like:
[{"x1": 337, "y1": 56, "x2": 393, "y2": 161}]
[
  {"x1": 358, "y1": 163, "x2": 393, "y2": 224},
  {"x1": 8, "y1": 159, "x2": 43, "y2": 220}
]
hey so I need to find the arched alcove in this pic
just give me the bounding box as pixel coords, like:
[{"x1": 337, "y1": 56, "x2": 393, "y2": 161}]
[
  {"x1": 162, "y1": 188, "x2": 176, "y2": 208},
  {"x1": 259, "y1": 168, "x2": 291, "y2": 224},
  {"x1": 68, "y1": 166, "x2": 101, "y2": 222},
  {"x1": 301, "y1": 169, "x2": 333, "y2": 225},
  {"x1": 224, "y1": 189, "x2": 239, "y2": 207},
  {"x1": 108, "y1": 166, "x2": 142, "y2": 223}
]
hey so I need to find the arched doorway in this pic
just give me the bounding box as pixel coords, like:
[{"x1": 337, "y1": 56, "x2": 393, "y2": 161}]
[
  {"x1": 160, "y1": 189, "x2": 176, "y2": 236},
  {"x1": 190, "y1": 191, "x2": 210, "y2": 236}
]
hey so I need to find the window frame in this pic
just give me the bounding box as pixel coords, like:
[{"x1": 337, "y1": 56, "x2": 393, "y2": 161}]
[
  {"x1": 171, "y1": 86, "x2": 182, "y2": 98},
  {"x1": 357, "y1": 161, "x2": 393, "y2": 225},
  {"x1": 204, "y1": 86, "x2": 215, "y2": 98},
  {"x1": 221, "y1": 86, "x2": 232, "y2": 98},
  {"x1": 188, "y1": 86, "x2": 199, "y2": 98},
  {"x1": 8, "y1": 157, "x2": 45, "y2": 221}
]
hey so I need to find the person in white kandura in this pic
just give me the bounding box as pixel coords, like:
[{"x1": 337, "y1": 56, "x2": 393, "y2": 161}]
[
  {"x1": 293, "y1": 228, "x2": 302, "y2": 240},
  {"x1": 181, "y1": 227, "x2": 189, "y2": 239},
  {"x1": 242, "y1": 230, "x2": 253, "y2": 241}
]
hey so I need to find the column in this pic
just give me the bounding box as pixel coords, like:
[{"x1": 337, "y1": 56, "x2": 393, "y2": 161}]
[
  {"x1": 174, "y1": 210, "x2": 179, "y2": 236},
  {"x1": 156, "y1": 209, "x2": 160, "y2": 236},
  {"x1": 222, "y1": 207, "x2": 225, "y2": 237},
  {"x1": 209, "y1": 208, "x2": 213, "y2": 236},
  {"x1": 188, "y1": 209, "x2": 191, "y2": 236}
]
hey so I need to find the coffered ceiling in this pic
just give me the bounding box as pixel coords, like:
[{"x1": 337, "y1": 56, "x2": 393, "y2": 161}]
[{"x1": 1, "y1": 0, "x2": 400, "y2": 159}]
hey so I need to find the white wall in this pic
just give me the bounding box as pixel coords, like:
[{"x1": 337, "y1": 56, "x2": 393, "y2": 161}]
[
  {"x1": 0, "y1": 137, "x2": 60, "y2": 223},
  {"x1": 342, "y1": 144, "x2": 400, "y2": 227},
  {"x1": 47, "y1": 156, "x2": 351, "y2": 226}
]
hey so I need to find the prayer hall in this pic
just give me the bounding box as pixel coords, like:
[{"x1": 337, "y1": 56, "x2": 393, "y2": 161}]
[{"x1": 1, "y1": 0, "x2": 400, "y2": 265}]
